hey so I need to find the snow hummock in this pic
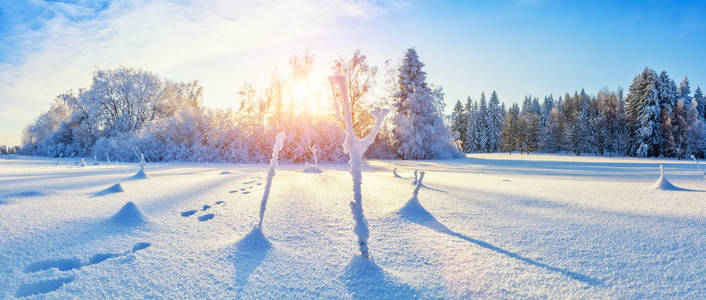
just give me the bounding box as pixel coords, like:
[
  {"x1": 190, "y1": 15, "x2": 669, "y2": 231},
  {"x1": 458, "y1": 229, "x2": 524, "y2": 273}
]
[
  {"x1": 93, "y1": 183, "x2": 124, "y2": 196},
  {"x1": 108, "y1": 201, "x2": 149, "y2": 225},
  {"x1": 650, "y1": 165, "x2": 684, "y2": 191},
  {"x1": 130, "y1": 169, "x2": 148, "y2": 179},
  {"x1": 302, "y1": 163, "x2": 322, "y2": 173}
]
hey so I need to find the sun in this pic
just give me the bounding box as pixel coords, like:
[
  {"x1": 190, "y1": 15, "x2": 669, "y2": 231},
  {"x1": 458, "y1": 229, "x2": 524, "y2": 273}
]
[{"x1": 289, "y1": 79, "x2": 328, "y2": 113}]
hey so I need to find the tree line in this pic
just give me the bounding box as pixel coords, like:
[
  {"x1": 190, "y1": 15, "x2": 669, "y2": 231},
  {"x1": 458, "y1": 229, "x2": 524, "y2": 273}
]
[
  {"x1": 452, "y1": 67, "x2": 706, "y2": 158},
  {"x1": 17, "y1": 48, "x2": 458, "y2": 162}
]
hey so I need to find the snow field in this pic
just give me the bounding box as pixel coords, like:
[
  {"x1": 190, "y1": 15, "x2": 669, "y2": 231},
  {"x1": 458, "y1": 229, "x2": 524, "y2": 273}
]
[{"x1": 0, "y1": 153, "x2": 705, "y2": 298}]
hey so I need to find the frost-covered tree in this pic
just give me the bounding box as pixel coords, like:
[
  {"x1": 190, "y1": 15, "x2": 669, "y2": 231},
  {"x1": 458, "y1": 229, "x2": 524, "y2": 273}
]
[
  {"x1": 392, "y1": 48, "x2": 461, "y2": 159},
  {"x1": 332, "y1": 49, "x2": 378, "y2": 137},
  {"x1": 450, "y1": 99, "x2": 467, "y2": 150},
  {"x1": 626, "y1": 67, "x2": 661, "y2": 157},
  {"x1": 487, "y1": 91, "x2": 503, "y2": 152},
  {"x1": 330, "y1": 74, "x2": 389, "y2": 259},
  {"x1": 477, "y1": 93, "x2": 489, "y2": 151},
  {"x1": 693, "y1": 86, "x2": 705, "y2": 120},
  {"x1": 654, "y1": 71, "x2": 676, "y2": 156}
]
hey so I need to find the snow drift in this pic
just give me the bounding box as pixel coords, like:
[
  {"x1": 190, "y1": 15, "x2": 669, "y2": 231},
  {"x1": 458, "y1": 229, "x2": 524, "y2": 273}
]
[
  {"x1": 108, "y1": 201, "x2": 150, "y2": 225},
  {"x1": 93, "y1": 183, "x2": 124, "y2": 197},
  {"x1": 651, "y1": 165, "x2": 685, "y2": 191}
]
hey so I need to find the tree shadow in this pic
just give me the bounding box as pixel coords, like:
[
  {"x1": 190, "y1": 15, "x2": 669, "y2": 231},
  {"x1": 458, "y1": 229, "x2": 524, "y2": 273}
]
[
  {"x1": 232, "y1": 227, "x2": 272, "y2": 287},
  {"x1": 342, "y1": 255, "x2": 420, "y2": 300},
  {"x1": 396, "y1": 198, "x2": 602, "y2": 286}
]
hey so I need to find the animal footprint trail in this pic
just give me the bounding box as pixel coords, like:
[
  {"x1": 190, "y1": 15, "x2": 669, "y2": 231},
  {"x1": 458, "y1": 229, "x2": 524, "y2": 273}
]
[
  {"x1": 181, "y1": 210, "x2": 197, "y2": 217},
  {"x1": 23, "y1": 242, "x2": 152, "y2": 273},
  {"x1": 15, "y1": 276, "x2": 76, "y2": 297},
  {"x1": 17, "y1": 242, "x2": 151, "y2": 297},
  {"x1": 198, "y1": 213, "x2": 214, "y2": 222}
]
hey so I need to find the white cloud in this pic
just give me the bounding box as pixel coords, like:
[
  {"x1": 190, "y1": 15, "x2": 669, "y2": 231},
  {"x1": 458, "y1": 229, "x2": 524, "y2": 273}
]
[{"x1": 0, "y1": 0, "x2": 388, "y2": 145}]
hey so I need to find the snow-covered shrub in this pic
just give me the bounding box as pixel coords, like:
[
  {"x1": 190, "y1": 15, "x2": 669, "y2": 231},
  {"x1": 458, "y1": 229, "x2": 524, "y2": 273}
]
[{"x1": 330, "y1": 74, "x2": 389, "y2": 259}]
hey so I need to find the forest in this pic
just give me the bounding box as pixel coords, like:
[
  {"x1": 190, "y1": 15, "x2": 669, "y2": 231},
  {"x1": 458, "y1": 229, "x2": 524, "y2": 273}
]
[{"x1": 15, "y1": 49, "x2": 706, "y2": 162}]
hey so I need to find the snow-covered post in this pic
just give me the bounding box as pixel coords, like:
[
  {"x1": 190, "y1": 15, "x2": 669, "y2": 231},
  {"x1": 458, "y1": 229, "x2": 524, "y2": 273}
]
[
  {"x1": 690, "y1": 155, "x2": 706, "y2": 177},
  {"x1": 80, "y1": 158, "x2": 86, "y2": 168},
  {"x1": 139, "y1": 153, "x2": 146, "y2": 172},
  {"x1": 258, "y1": 131, "x2": 286, "y2": 229},
  {"x1": 393, "y1": 168, "x2": 401, "y2": 178},
  {"x1": 106, "y1": 154, "x2": 111, "y2": 165},
  {"x1": 412, "y1": 169, "x2": 419, "y2": 185},
  {"x1": 56, "y1": 153, "x2": 62, "y2": 165},
  {"x1": 329, "y1": 75, "x2": 389, "y2": 259},
  {"x1": 310, "y1": 145, "x2": 319, "y2": 168}
]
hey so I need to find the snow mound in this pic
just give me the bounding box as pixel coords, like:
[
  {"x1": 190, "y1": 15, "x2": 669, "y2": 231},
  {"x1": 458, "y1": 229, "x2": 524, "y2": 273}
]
[
  {"x1": 651, "y1": 165, "x2": 686, "y2": 191},
  {"x1": 93, "y1": 183, "x2": 124, "y2": 197},
  {"x1": 302, "y1": 165, "x2": 322, "y2": 173},
  {"x1": 129, "y1": 169, "x2": 148, "y2": 179},
  {"x1": 396, "y1": 195, "x2": 434, "y2": 221},
  {"x1": 108, "y1": 201, "x2": 149, "y2": 225}
]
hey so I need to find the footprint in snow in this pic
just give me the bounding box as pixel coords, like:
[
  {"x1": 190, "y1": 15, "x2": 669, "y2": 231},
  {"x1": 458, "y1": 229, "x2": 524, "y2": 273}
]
[
  {"x1": 202, "y1": 204, "x2": 211, "y2": 211},
  {"x1": 229, "y1": 190, "x2": 238, "y2": 193},
  {"x1": 242, "y1": 191, "x2": 250, "y2": 194},
  {"x1": 198, "y1": 214, "x2": 214, "y2": 222},
  {"x1": 215, "y1": 201, "x2": 224, "y2": 205},
  {"x1": 181, "y1": 210, "x2": 197, "y2": 217},
  {"x1": 23, "y1": 242, "x2": 151, "y2": 273},
  {"x1": 18, "y1": 242, "x2": 151, "y2": 296}
]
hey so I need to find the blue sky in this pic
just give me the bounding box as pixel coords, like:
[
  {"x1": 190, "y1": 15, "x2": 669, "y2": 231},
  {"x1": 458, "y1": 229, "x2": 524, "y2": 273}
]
[{"x1": 1, "y1": 0, "x2": 705, "y2": 145}]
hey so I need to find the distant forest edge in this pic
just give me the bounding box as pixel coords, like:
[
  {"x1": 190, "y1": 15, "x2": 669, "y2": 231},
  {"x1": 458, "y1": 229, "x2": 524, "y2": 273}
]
[{"x1": 10, "y1": 48, "x2": 706, "y2": 162}]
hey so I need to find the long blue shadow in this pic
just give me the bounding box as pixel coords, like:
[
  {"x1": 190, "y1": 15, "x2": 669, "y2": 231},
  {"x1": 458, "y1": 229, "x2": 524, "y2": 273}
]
[
  {"x1": 232, "y1": 228, "x2": 271, "y2": 287},
  {"x1": 397, "y1": 199, "x2": 602, "y2": 286}
]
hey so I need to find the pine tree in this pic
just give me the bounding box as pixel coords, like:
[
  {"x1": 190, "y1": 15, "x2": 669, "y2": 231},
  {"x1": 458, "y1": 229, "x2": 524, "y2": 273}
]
[
  {"x1": 501, "y1": 103, "x2": 520, "y2": 153},
  {"x1": 693, "y1": 86, "x2": 705, "y2": 120},
  {"x1": 451, "y1": 99, "x2": 467, "y2": 151},
  {"x1": 655, "y1": 71, "x2": 677, "y2": 156},
  {"x1": 465, "y1": 99, "x2": 479, "y2": 152},
  {"x1": 626, "y1": 67, "x2": 661, "y2": 157},
  {"x1": 487, "y1": 91, "x2": 503, "y2": 152},
  {"x1": 392, "y1": 48, "x2": 461, "y2": 159},
  {"x1": 477, "y1": 93, "x2": 489, "y2": 151},
  {"x1": 686, "y1": 99, "x2": 706, "y2": 157}
]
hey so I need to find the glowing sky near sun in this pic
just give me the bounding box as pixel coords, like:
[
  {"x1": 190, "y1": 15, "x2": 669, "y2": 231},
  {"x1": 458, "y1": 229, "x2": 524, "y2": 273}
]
[{"x1": 1, "y1": 0, "x2": 705, "y2": 145}]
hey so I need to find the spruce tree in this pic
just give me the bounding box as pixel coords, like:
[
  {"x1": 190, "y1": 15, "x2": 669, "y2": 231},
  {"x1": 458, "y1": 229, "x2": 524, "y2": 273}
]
[
  {"x1": 626, "y1": 67, "x2": 661, "y2": 157},
  {"x1": 693, "y1": 86, "x2": 705, "y2": 120},
  {"x1": 451, "y1": 99, "x2": 467, "y2": 151},
  {"x1": 487, "y1": 91, "x2": 503, "y2": 152},
  {"x1": 392, "y1": 48, "x2": 461, "y2": 159}
]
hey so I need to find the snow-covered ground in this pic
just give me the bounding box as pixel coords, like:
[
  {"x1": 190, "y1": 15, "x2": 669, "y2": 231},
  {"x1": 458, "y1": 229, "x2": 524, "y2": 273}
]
[{"x1": 1, "y1": 153, "x2": 704, "y2": 298}]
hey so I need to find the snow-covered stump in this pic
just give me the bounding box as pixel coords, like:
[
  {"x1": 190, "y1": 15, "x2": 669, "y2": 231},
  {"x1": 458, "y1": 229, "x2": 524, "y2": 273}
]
[
  {"x1": 330, "y1": 75, "x2": 389, "y2": 260},
  {"x1": 303, "y1": 145, "x2": 323, "y2": 173},
  {"x1": 257, "y1": 131, "x2": 286, "y2": 230},
  {"x1": 651, "y1": 165, "x2": 681, "y2": 190},
  {"x1": 690, "y1": 155, "x2": 706, "y2": 177},
  {"x1": 131, "y1": 153, "x2": 148, "y2": 179}
]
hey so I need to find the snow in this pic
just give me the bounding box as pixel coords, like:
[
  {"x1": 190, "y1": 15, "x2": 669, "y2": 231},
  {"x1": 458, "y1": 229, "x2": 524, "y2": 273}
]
[
  {"x1": 1, "y1": 153, "x2": 705, "y2": 298},
  {"x1": 108, "y1": 202, "x2": 150, "y2": 226}
]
